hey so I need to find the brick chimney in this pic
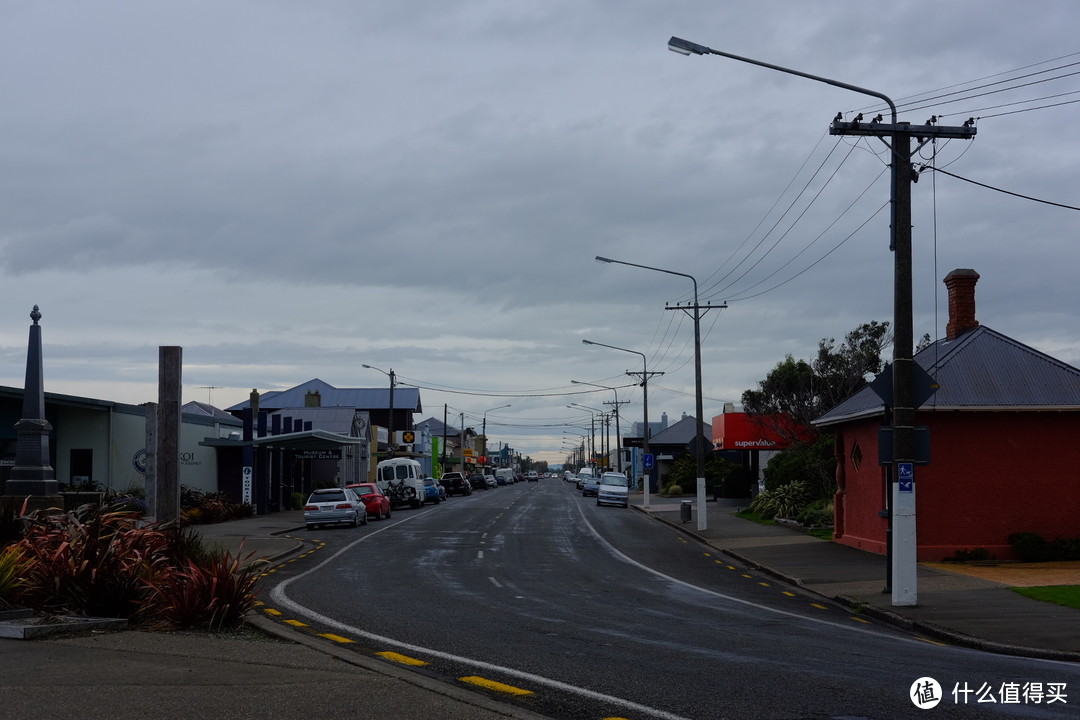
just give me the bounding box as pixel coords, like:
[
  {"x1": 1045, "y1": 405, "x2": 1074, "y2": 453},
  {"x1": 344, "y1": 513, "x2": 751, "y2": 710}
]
[{"x1": 944, "y1": 268, "x2": 980, "y2": 340}]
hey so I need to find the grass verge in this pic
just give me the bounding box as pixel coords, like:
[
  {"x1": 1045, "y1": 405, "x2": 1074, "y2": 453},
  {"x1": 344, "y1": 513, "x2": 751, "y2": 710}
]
[{"x1": 1009, "y1": 585, "x2": 1080, "y2": 610}]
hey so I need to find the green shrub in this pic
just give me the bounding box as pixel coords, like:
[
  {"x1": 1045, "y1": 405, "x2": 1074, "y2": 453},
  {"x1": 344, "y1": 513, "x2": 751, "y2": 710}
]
[
  {"x1": 748, "y1": 480, "x2": 814, "y2": 520},
  {"x1": 795, "y1": 498, "x2": 834, "y2": 527},
  {"x1": 0, "y1": 545, "x2": 28, "y2": 605},
  {"x1": 1009, "y1": 532, "x2": 1080, "y2": 562},
  {"x1": 291, "y1": 492, "x2": 306, "y2": 511}
]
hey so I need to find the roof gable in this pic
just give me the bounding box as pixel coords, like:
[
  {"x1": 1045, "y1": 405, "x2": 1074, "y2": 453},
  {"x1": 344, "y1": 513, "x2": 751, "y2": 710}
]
[
  {"x1": 815, "y1": 326, "x2": 1080, "y2": 426},
  {"x1": 227, "y1": 378, "x2": 422, "y2": 414},
  {"x1": 648, "y1": 415, "x2": 712, "y2": 445}
]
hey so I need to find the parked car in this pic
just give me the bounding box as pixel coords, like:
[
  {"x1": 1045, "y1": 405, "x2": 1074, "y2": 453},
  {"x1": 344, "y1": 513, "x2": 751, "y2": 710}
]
[
  {"x1": 596, "y1": 472, "x2": 630, "y2": 508},
  {"x1": 581, "y1": 474, "x2": 601, "y2": 497},
  {"x1": 441, "y1": 472, "x2": 472, "y2": 496},
  {"x1": 526, "y1": 471, "x2": 539, "y2": 482},
  {"x1": 468, "y1": 473, "x2": 488, "y2": 491},
  {"x1": 484, "y1": 474, "x2": 497, "y2": 488},
  {"x1": 423, "y1": 477, "x2": 444, "y2": 504},
  {"x1": 304, "y1": 487, "x2": 367, "y2": 530},
  {"x1": 345, "y1": 482, "x2": 391, "y2": 520}
]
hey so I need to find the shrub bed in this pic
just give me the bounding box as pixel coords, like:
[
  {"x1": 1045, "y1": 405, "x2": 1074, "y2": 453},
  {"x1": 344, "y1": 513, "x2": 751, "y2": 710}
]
[{"x1": 6, "y1": 502, "x2": 261, "y2": 629}]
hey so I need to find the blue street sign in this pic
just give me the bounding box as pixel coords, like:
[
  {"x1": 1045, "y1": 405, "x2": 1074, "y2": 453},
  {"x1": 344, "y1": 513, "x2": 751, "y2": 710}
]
[
  {"x1": 643, "y1": 453, "x2": 655, "y2": 470},
  {"x1": 898, "y1": 461, "x2": 913, "y2": 493}
]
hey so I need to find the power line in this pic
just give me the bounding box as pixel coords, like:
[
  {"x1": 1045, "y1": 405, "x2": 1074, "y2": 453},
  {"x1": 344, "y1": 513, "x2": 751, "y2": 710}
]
[{"x1": 926, "y1": 167, "x2": 1080, "y2": 211}]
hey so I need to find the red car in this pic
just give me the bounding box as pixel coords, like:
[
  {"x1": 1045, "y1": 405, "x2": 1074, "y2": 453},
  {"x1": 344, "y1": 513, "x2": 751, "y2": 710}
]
[{"x1": 346, "y1": 483, "x2": 392, "y2": 520}]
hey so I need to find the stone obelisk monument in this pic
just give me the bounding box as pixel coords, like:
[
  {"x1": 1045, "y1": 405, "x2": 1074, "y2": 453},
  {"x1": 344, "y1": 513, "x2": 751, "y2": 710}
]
[{"x1": 5, "y1": 306, "x2": 60, "y2": 501}]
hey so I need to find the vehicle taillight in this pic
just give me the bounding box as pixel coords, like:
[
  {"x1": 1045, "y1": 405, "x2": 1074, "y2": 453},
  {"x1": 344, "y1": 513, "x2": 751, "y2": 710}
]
[
  {"x1": 304, "y1": 505, "x2": 318, "y2": 511},
  {"x1": 335, "y1": 503, "x2": 353, "y2": 510}
]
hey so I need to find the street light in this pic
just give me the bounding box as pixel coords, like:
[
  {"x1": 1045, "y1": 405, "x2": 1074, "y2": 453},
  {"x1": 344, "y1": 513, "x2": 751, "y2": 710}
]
[
  {"x1": 571, "y1": 380, "x2": 625, "y2": 474},
  {"x1": 582, "y1": 339, "x2": 661, "y2": 507},
  {"x1": 362, "y1": 364, "x2": 396, "y2": 458},
  {"x1": 665, "y1": 36, "x2": 968, "y2": 607},
  {"x1": 481, "y1": 404, "x2": 511, "y2": 468},
  {"x1": 595, "y1": 255, "x2": 716, "y2": 531}
]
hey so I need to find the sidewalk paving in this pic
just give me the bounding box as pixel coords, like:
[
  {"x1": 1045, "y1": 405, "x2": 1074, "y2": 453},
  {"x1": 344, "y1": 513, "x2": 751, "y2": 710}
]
[{"x1": 630, "y1": 493, "x2": 1080, "y2": 662}]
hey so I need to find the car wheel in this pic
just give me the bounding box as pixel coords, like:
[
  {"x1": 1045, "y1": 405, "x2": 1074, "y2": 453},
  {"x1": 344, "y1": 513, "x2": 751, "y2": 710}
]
[
  {"x1": 385, "y1": 507, "x2": 391, "y2": 518},
  {"x1": 361, "y1": 511, "x2": 368, "y2": 525},
  {"x1": 596, "y1": 499, "x2": 601, "y2": 506},
  {"x1": 306, "y1": 524, "x2": 316, "y2": 531},
  {"x1": 351, "y1": 514, "x2": 359, "y2": 528}
]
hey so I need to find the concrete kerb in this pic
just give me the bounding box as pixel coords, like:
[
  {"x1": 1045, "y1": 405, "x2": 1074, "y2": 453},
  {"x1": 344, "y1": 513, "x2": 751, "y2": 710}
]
[
  {"x1": 629, "y1": 504, "x2": 1080, "y2": 664},
  {"x1": 246, "y1": 615, "x2": 550, "y2": 720}
]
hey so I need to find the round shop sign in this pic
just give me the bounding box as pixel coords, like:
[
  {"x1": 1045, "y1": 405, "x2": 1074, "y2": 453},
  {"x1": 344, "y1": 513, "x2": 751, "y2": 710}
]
[{"x1": 133, "y1": 449, "x2": 147, "y2": 475}]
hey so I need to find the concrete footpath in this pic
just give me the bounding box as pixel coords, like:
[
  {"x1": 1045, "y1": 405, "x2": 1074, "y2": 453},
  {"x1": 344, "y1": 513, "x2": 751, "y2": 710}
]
[
  {"x1": 632, "y1": 494, "x2": 1080, "y2": 662},
  {"x1": 2, "y1": 494, "x2": 1078, "y2": 719}
]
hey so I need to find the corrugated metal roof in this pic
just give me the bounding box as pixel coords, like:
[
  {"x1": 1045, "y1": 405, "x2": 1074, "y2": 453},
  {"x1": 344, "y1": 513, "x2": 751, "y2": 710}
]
[
  {"x1": 815, "y1": 326, "x2": 1080, "y2": 426},
  {"x1": 648, "y1": 415, "x2": 712, "y2": 445},
  {"x1": 227, "y1": 378, "x2": 422, "y2": 413}
]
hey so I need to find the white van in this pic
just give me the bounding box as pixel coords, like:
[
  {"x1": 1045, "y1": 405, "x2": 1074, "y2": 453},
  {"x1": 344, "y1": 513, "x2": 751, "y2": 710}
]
[
  {"x1": 376, "y1": 458, "x2": 426, "y2": 509},
  {"x1": 495, "y1": 468, "x2": 516, "y2": 485}
]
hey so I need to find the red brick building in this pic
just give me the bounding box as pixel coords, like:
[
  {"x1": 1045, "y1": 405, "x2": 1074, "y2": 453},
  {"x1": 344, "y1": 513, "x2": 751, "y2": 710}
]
[{"x1": 814, "y1": 269, "x2": 1080, "y2": 560}]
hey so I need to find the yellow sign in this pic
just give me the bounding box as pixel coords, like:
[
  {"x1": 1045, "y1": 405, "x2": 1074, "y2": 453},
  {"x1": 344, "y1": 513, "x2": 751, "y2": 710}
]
[
  {"x1": 401, "y1": 431, "x2": 415, "y2": 444},
  {"x1": 464, "y1": 449, "x2": 474, "y2": 457}
]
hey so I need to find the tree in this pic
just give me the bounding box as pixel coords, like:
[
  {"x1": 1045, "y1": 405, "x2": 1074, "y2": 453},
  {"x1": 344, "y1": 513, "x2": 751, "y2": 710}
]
[
  {"x1": 742, "y1": 320, "x2": 891, "y2": 439},
  {"x1": 741, "y1": 320, "x2": 891, "y2": 502}
]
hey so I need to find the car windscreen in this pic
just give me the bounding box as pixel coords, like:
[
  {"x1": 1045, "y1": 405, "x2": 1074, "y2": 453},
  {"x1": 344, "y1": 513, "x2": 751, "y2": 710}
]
[
  {"x1": 352, "y1": 487, "x2": 374, "y2": 496},
  {"x1": 600, "y1": 476, "x2": 628, "y2": 486}
]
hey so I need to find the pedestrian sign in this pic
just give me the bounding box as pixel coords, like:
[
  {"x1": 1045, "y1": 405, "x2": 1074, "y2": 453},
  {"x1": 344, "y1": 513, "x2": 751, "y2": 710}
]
[
  {"x1": 643, "y1": 453, "x2": 655, "y2": 470},
  {"x1": 898, "y1": 461, "x2": 913, "y2": 493}
]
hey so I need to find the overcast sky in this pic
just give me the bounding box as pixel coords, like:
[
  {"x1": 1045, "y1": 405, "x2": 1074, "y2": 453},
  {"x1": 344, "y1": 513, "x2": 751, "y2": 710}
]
[{"x1": 2, "y1": 1, "x2": 1078, "y2": 464}]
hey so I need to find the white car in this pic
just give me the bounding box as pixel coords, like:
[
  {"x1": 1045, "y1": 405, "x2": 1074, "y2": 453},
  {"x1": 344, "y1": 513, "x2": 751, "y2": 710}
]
[
  {"x1": 304, "y1": 487, "x2": 368, "y2": 530},
  {"x1": 596, "y1": 472, "x2": 629, "y2": 508}
]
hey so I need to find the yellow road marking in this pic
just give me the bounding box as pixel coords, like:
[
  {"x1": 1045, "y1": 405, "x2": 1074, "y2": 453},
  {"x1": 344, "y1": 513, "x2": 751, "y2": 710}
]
[
  {"x1": 263, "y1": 608, "x2": 282, "y2": 616},
  {"x1": 459, "y1": 676, "x2": 534, "y2": 696},
  {"x1": 742, "y1": 574, "x2": 753, "y2": 579},
  {"x1": 810, "y1": 603, "x2": 828, "y2": 610},
  {"x1": 850, "y1": 616, "x2": 871, "y2": 624},
  {"x1": 782, "y1": 591, "x2": 796, "y2": 597},
  {"x1": 284, "y1": 619, "x2": 307, "y2": 627},
  {"x1": 758, "y1": 582, "x2": 771, "y2": 587},
  {"x1": 319, "y1": 633, "x2": 355, "y2": 643},
  {"x1": 377, "y1": 651, "x2": 430, "y2": 666}
]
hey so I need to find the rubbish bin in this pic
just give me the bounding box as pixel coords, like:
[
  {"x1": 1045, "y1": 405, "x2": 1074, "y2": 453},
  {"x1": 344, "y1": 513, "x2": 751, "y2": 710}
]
[{"x1": 680, "y1": 500, "x2": 692, "y2": 524}]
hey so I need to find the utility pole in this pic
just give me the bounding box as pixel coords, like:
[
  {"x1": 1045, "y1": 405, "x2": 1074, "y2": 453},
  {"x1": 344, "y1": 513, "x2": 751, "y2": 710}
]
[
  {"x1": 666, "y1": 299, "x2": 725, "y2": 532},
  {"x1": 603, "y1": 399, "x2": 630, "y2": 473},
  {"x1": 831, "y1": 115, "x2": 976, "y2": 606}
]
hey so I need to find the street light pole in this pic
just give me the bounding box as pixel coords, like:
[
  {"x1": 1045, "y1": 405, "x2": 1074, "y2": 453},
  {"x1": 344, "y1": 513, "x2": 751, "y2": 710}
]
[
  {"x1": 666, "y1": 35, "x2": 972, "y2": 607},
  {"x1": 363, "y1": 364, "x2": 396, "y2": 459},
  {"x1": 582, "y1": 339, "x2": 662, "y2": 508},
  {"x1": 595, "y1": 256, "x2": 717, "y2": 531}
]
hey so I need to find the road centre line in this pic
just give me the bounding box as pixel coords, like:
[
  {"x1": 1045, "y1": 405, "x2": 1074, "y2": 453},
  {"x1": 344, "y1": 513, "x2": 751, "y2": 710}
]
[{"x1": 489, "y1": 576, "x2": 503, "y2": 588}]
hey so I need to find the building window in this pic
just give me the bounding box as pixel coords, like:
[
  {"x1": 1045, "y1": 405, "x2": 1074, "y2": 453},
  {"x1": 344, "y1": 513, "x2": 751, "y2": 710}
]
[{"x1": 850, "y1": 441, "x2": 862, "y2": 472}]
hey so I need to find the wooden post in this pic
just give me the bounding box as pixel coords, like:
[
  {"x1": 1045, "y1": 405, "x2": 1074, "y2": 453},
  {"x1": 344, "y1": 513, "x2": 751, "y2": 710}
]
[{"x1": 155, "y1": 347, "x2": 182, "y2": 523}]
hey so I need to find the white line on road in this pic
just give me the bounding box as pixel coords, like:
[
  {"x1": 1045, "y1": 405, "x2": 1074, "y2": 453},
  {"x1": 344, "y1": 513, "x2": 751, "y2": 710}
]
[{"x1": 489, "y1": 576, "x2": 502, "y2": 588}]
